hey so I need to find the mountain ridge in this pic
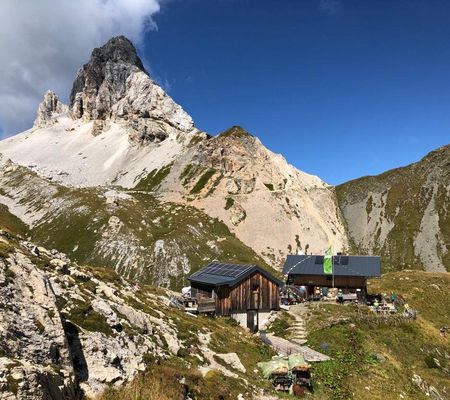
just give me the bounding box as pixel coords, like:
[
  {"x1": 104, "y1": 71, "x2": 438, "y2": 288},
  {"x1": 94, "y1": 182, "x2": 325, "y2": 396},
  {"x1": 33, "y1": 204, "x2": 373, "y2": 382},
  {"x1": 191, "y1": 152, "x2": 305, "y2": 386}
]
[
  {"x1": 337, "y1": 143, "x2": 449, "y2": 272},
  {"x1": 0, "y1": 35, "x2": 448, "y2": 275},
  {"x1": 0, "y1": 36, "x2": 347, "y2": 272}
]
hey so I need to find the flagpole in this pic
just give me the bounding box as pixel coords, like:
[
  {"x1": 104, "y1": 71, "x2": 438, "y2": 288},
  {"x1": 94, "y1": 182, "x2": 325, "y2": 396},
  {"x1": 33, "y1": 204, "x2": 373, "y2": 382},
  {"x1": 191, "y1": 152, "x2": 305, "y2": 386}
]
[{"x1": 332, "y1": 242, "x2": 334, "y2": 288}]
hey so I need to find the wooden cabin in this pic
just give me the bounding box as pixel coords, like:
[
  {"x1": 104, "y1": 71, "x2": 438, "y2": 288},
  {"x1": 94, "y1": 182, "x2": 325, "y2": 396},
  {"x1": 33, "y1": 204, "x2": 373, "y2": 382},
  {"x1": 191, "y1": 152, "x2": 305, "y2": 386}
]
[
  {"x1": 283, "y1": 254, "x2": 381, "y2": 300},
  {"x1": 188, "y1": 262, "x2": 283, "y2": 332}
]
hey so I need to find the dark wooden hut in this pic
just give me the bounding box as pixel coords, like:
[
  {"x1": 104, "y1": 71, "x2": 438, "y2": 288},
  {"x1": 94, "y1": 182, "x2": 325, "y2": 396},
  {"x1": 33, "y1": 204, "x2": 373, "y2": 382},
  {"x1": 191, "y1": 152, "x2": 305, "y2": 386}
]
[
  {"x1": 283, "y1": 254, "x2": 381, "y2": 299},
  {"x1": 188, "y1": 262, "x2": 282, "y2": 331}
]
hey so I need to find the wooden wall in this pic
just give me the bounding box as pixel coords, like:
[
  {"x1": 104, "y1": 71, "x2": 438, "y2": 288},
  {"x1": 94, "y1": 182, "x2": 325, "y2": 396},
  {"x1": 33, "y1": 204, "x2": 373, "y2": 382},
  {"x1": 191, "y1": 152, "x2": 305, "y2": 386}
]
[
  {"x1": 191, "y1": 283, "x2": 214, "y2": 298},
  {"x1": 291, "y1": 274, "x2": 367, "y2": 288},
  {"x1": 215, "y1": 272, "x2": 280, "y2": 316}
]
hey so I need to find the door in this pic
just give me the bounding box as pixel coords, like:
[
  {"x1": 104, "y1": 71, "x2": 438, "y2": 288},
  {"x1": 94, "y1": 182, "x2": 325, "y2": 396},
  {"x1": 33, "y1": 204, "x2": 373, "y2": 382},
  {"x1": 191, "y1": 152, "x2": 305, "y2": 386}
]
[{"x1": 247, "y1": 310, "x2": 258, "y2": 332}]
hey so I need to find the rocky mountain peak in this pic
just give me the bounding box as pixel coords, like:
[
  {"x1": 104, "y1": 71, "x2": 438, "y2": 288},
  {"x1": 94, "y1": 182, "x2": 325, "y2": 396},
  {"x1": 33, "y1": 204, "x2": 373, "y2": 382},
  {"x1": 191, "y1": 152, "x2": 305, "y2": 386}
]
[
  {"x1": 69, "y1": 35, "x2": 195, "y2": 141},
  {"x1": 217, "y1": 125, "x2": 254, "y2": 139},
  {"x1": 33, "y1": 90, "x2": 67, "y2": 128},
  {"x1": 69, "y1": 35, "x2": 146, "y2": 120}
]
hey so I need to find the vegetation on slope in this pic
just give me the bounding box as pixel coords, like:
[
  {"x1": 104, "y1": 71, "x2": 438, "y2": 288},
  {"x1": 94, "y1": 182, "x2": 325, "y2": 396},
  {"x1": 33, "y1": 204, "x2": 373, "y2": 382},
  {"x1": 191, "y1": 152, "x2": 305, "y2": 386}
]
[
  {"x1": 305, "y1": 271, "x2": 450, "y2": 400},
  {"x1": 0, "y1": 204, "x2": 28, "y2": 237},
  {"x1": 0, "y1": 229, "x2": 283, "y2": 400},
  {"x1": 217, "y1": 125, "x2": 253, "y2": 139},
  {"x1": 0, "y1": 165, "x2": 274, "y2": 289},
  {"x1": 336, "y1": 145, "x2": 450, "y2": 272}
]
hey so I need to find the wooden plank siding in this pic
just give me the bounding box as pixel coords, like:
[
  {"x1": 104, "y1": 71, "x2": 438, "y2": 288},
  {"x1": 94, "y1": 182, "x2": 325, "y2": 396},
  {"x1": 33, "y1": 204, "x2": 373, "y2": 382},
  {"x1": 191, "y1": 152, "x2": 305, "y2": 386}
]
[
  {"x1": 292, "y1": 274, "x2": 367, "y2": 288},
  {"x1": 191, "y1": 283, "x2": 214, "y2": 298},
  {"x1": 215, "y1": 272, "x2": 280, "y2": 316}
]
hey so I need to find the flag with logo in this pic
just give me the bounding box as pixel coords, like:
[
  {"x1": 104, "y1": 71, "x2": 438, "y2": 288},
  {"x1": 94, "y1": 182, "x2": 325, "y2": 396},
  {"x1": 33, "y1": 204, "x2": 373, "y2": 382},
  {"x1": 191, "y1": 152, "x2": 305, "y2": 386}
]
[{"x1": 323, "y1": 246, "x2": 333, "y2": 274}]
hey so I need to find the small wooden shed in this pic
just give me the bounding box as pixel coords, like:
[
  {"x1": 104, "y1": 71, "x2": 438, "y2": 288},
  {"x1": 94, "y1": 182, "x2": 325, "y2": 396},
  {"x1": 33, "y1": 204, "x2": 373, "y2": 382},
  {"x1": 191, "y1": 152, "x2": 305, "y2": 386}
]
[{"x1": 188, "y1": 262, "x2": 282, "y2": 331}]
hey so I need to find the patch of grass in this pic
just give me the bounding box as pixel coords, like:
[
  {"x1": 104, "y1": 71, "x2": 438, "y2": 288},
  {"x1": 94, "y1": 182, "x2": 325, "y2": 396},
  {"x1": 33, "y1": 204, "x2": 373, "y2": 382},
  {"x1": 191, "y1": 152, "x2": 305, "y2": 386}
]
[
  {"x1": 35, "y1": 319, "x2": 45, "y2": 334},
  {"x1": 190, "y1": 168, "x2": 217, "y2": 194},
  {"x1": 0, "y1": 242, "x2": 14, "y2": 259},
  {"x1": 305, "y1": 271, "x2": 450, "y2": 399},
  {"x1": 188, "y1": 134, "x2": 204, "y2": 147},
  {"x1": 134, "y1": 163, "x2": 173, "y2": 191},
  {"x1": 264, "y1": 183, "x2": 274, "y2": 191},
  {"x1": 218, "y1": 125, "x2": 253, "y2": 139},
  {"x1": 63, "y1": 299, "x2": 114, "y2": 337},
  {"x1": 266, "y1": 311, "x2": 295, "y2": 339},
  {"x1": 0, "y1": 204, "x2": 28, "y2": 237},
  {"x1": 6, "y1": 375, "x2": 19, "y2": 395},
  {"x1": 81, "y1": 265, "x2": 121, "y2": 285},
  {"x1": 96, "y1": 357, "x2": 246, "y2": 400},
  {"x1": 206, "y1": 172, "x2": 223, "y2": 196},
  {"x1": 224, "y1": 197, "x2": 234, "y2": 210},
  {"x1": 4, "y1": 267, "x2": 16, "y2": 281}
]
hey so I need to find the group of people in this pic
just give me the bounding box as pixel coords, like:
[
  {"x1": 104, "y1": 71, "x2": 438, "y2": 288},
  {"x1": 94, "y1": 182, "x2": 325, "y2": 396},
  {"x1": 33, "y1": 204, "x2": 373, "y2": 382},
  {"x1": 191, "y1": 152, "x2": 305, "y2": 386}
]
[{"x1": 372, "y1": 292, "x2": 397, "y2": 310}]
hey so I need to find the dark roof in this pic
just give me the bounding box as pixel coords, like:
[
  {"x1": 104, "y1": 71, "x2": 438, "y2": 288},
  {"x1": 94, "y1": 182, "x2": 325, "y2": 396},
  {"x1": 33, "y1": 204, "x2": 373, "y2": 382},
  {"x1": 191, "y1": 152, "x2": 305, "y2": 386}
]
[
  {"x1": 188, "y1": 262, "x2": 283, "y2": 287},
  {"x1": 283, "y1": 255, "x2": 381, "y2": 277}
]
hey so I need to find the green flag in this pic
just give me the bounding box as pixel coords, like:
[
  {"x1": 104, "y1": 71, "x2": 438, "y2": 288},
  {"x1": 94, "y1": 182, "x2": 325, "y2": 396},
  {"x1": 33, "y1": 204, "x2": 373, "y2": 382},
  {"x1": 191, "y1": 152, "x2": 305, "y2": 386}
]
[{"x1": 323, "y1": 246, "x2": 333, "y2": 274}]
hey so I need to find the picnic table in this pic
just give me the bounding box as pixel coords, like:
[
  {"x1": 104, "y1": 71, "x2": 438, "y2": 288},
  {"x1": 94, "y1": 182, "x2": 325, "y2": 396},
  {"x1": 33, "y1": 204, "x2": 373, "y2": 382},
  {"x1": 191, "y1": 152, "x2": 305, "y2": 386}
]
[{"x1": 371, "y1": 305, "x2": 397, "y2": 314}]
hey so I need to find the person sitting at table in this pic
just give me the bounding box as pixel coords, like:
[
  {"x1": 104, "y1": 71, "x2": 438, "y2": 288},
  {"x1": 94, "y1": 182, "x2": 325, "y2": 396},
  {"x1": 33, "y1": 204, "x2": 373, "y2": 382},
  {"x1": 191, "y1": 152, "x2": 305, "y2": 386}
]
[
  {"x1": 373, "y1": 299, "x2": 380, "y2": 311},
  {"x1": 389, "y1": 292, "x2": 396, "y2": 304}
]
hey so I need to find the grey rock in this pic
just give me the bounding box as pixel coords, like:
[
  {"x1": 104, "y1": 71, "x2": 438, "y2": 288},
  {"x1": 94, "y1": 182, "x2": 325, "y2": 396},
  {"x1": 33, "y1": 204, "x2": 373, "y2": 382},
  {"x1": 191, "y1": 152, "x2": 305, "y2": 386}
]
[
  {"x1": 33, "y1": 90, "x2": 67, "y2": 128},
  {"x1": 68, "y1": 36, "x2": 195, "y2": 141}
]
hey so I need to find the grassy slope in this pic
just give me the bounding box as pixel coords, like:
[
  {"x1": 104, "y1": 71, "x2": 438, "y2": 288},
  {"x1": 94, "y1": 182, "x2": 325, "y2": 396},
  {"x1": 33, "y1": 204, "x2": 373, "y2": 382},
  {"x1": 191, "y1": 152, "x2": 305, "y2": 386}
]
[
  {"x1": 336, "y1": 145, "x2": 450, "y2": 272},
  {"x1": 0, "y1": 204, "x2": 28, "y2": 237},
  {"x1": 0, "y1": 166, "x2": 277, "y2": 289},
  {"x1": 305, "y1": 271, "x2": 450, "y2": 400}
]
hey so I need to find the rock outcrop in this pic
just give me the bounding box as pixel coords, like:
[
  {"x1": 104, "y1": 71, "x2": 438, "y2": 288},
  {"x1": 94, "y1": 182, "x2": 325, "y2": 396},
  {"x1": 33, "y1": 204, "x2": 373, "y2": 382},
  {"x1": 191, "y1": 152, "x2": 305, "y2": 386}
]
[
  {"x1": 0, "y1": 231, "x2": 182, "y2": 399},
  {"x1": 69, "y1": 35, "x2": 195, "y2": 142},
  {"x1": 33, "y1": 90, "x2": 67, "y2": 128},
  {"x1": 157, "y1": 126, "x2": 348, "y2": 266}
]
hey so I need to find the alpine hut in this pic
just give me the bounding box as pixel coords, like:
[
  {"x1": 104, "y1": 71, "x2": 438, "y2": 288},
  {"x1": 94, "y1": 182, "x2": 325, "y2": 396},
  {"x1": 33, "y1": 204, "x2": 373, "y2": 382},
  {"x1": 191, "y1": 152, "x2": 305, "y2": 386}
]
[
  {"x1": 283, "y1": 254, "x2": 381, "y2": 300},
  {"x1": 188, "y1": 262, "x2": 282, "y2": 332}
]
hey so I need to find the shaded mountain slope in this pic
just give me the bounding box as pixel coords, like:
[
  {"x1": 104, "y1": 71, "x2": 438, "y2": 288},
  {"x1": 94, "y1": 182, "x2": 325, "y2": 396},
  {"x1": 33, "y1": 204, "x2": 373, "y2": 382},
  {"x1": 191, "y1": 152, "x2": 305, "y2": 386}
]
[{"x1": 336, "y1": 145, "x2": 450, "y2": 272}]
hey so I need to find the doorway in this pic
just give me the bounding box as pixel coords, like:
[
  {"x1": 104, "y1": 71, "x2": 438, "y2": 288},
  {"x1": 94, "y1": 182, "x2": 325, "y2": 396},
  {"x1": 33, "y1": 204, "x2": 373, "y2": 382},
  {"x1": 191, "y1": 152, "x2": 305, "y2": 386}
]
[{"x1": 247, "y1": 310, "x2": 258, "y2": 332}]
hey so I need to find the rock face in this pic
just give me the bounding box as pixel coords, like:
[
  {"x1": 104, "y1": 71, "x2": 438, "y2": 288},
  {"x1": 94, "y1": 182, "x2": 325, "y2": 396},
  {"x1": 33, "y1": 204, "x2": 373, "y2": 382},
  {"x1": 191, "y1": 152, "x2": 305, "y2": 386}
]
[
  {"x1": 69, "y1": 36, "x2": 146, "y2": 115},
  {"x1": 336, "y1": 145, "x2": 450, "y2": 272},
  {"x1": 0, "y1": 245, "x2": 79, "y2": 399},
  {"x1": 69, "y1": 35, "x2": 195, "y2": 142},
  {"x1": 157, "y1": 126, "x2": 348, "y2": 266},
  {"x1": 33, "y1": 90, "x2": 67, "y2": 128},
  {"x1": 0, "y1": 231, "x2": 182, "y2": 399}
]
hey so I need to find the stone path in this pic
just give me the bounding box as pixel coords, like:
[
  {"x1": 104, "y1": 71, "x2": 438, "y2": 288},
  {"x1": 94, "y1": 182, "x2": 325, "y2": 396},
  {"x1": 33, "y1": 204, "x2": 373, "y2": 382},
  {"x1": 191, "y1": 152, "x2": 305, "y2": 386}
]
[
  {"x1": 261, "y1": 332, "x2": 330, "y2": 362},
  {"x1": 260, "y1": 302, "x2": 330, "y2": 362},
  {"x1": 286, "y1": 303, "x2": 308, "y2": 345}
]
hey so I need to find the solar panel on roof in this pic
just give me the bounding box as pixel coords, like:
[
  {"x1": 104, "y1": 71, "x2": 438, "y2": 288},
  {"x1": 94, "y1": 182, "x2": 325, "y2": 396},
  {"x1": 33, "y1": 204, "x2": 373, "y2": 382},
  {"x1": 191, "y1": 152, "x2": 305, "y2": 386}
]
[
  {"x1": 333, "y1": 255, "x2": 349, "y2": 265},
  {"x1": 201, "y1": 263, "x2": 253, "y2": 278},
  {"x1": 315, "y1": 256, "x2": 324, "y2": 264}
]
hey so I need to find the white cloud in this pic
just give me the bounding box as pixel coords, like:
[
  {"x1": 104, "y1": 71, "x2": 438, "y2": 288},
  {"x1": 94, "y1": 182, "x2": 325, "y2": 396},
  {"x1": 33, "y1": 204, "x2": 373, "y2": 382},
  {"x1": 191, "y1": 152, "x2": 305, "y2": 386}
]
[
  {"x1": 319, "y1": 0, "x2": 341, "y2": 15},
  {"x1": 0, "y1": 0, "x2": 163, "y2": 138}
]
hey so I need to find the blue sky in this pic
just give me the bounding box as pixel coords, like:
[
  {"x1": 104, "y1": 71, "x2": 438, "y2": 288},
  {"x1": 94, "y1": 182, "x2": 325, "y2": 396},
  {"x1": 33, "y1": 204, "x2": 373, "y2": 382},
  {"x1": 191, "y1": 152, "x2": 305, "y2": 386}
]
[{"x1": 140, "y1": 0, "x2": 450, "y2": 184}]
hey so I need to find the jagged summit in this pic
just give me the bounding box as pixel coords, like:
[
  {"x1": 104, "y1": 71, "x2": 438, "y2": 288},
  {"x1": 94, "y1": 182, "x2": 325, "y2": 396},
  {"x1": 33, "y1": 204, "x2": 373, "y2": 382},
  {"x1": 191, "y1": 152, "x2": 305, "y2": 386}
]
[
  {"x1": 69, "y1": 36, "x2": 146, "y2": 120},
  {"x1": 68, "y1": 35, "x2": 195, "y2": 140}
]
